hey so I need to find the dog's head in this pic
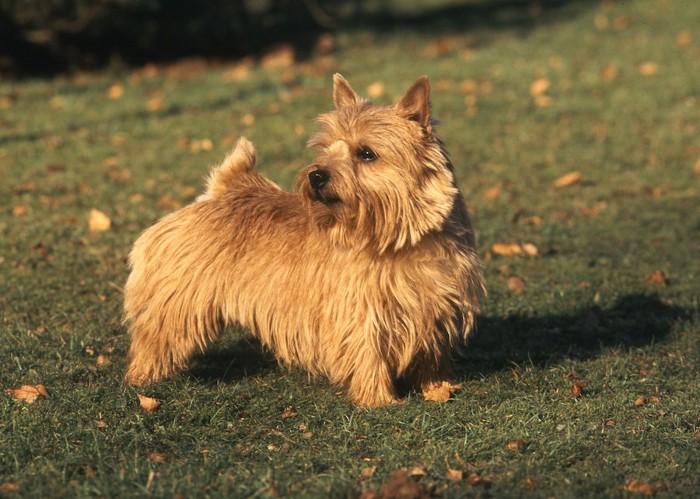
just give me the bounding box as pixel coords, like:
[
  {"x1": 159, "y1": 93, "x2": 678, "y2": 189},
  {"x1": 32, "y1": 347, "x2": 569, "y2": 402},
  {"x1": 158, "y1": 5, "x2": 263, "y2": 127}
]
[{"x1": 297, "y1": 74, "x2": 458, "y2": 253}]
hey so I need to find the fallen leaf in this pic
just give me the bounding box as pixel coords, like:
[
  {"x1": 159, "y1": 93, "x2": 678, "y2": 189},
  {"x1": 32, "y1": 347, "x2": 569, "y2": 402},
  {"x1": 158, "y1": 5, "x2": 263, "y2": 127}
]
[
  {"x1": 137, "y1": 394, "x2": 161, "y2": 412},
  {"x1": 423, "y1": 380, "x2": 461, "y2": 402},
  {"x1": 530, "y1": 78, "x2": 550, "y2": 97},
  {"x1": 407, "y1": 466, "x2": 429, "y2": 478},
  {"x1": 646, "y1": 270, "x2": 667, "y2": 287},
  {"x1": 147, "y1": 95, "x2": 163, "y2": 111},
  {"x1": 147, "y1": 452, "x2": 170, "y2": 462},
  {"x1": 639, "y1": 62, "x2": 658, "y2": 76},
  {"x1": 96, "y1": 355, "x2": 111, "y2": 367},
  {"x1": 534, "y1": 95, "x2": 553, "y2": 107},
  {"x1": 465, "y1": 473, "x2": 491, "y2": 488},
  {"x1": 360, "y1": 466, "x2": 377, "y2": 479},
  {"x1": 12, "y1": 205, "x2": 27, "y2": 217},
  {"x1": 261, "y1": 45, "x2": 295, "y2": 69},
  {"x1": 624, "y1": 479, "x2": 667, "y2": 496},
  {"x1": 507, "y1": 276, "x2": 525, "y2": 294},
  {"x1": 571, "y1": 381, "x2": 585, "y2": 397},
  {"x1": 0, "y1": 483, "x2": 20, "y2": 493},
  {"x1": 507, "y1": 439, "x2": 526, "y2": 450},
  {"x1": 95, "y1": 419, "x2": 108, "y2": 428},
  {"x1": 613, "y1": 15, "x2": 629, "y2": 30},
  {"x1": 379, "y1": 470, "x2": 423, "y2": 498},
  {"x1": 553, "y1": 171, "x2": 582, "y2": 187},
  {"x1": 676, "y1": 31, "x2": 692, "y2": 47},
  {"x1": 600, "y1": 64, "x2": 618, "y2": 81},
  {"x1": 314, "y1": 33, "x2": 335, "y2": 55},
  {"x1": 525, "y1": 478, "x2": 537, "y2": 491},
  {"x1": 491, "y1": 242, "x2": 539, "y2": 257},
  {"x1": 281, "y1": 405, "x2": 297, "y2": 419},
  {"x1": 694, "y1": 157, "x2": 700, "y2": 176},
  {"x1": 107, "y1": 83, "x2": 124, "y2": 99},
  {"x1": 367, "y1": 82, "x2": 384, "y2": 98},
  {"x1": 89, "y1": 209, "x2": 112, "y2": 232},
  {"x1": 446, "y1": 468, "x2": 464, "y2": 481},
  {"x1": 484, "y1": 186, "x2": 501, "y2": 201},
  {"x1": 5, "y1": 384, "x2": 49, "y2": 404}
]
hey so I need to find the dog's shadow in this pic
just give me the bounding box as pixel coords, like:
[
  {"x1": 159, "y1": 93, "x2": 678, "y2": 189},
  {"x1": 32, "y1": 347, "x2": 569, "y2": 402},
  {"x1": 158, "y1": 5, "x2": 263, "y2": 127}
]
[
  {"x1": 188, "y1": 293, "x2": 688, "y2": 385},
  {"x1": 188, "y1": 336, "x2": 277, "y2": 383},
  {"x1": 457, "y1": 293, "x2": 689, "y2": 378}
]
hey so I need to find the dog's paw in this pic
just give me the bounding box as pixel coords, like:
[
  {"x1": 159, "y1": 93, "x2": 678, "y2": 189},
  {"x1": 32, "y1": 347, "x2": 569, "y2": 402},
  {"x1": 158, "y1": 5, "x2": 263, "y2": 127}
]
[{"x1": 422, "y1": 380, "x2": 462, "y2": 402}]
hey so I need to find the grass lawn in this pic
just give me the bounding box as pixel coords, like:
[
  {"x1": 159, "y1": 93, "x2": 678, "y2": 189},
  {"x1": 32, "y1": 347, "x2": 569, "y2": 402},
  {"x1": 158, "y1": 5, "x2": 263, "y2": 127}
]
[{"x1": 1, "y1": 0, "x2": 699, "y2": 496}]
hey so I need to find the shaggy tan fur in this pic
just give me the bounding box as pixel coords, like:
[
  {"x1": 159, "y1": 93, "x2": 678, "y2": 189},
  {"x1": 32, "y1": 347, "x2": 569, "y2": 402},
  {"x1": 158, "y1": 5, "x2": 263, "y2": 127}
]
[{"x1": 124, "y1": 75, "x2": 485, "y2": 407}]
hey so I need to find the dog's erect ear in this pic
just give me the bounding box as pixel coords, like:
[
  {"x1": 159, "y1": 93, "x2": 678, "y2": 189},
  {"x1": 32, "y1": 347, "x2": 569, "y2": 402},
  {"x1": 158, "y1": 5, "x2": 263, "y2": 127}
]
[
  {"x1": 333, "y1": 74, "x2": 359, "y2": 109},
  {"x1": 397, "y1": 76, "x2": 431, "y2": 128}
]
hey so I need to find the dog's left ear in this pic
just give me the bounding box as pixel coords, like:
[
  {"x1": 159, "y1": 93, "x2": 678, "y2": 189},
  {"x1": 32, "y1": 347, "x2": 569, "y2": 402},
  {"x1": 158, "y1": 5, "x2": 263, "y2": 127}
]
[
  {"x1": 397, "y1": 76, "x2": 431, "y2": 128},
  {"x1": 333, "y1": 73, "x2": 359, "y2": 109}
]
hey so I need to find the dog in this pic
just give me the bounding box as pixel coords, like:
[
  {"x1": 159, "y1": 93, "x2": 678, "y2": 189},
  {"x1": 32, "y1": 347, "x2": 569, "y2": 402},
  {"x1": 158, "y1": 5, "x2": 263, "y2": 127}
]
[{"x1": 123, "y1": 74, "x2": 485, "y2": 406}]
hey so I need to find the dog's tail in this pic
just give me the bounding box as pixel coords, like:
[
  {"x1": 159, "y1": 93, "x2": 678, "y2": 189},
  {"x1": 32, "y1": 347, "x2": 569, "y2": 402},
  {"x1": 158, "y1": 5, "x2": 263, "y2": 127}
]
[{"x1": 203, "y1": 137, "x2": 256, "y2": 198}]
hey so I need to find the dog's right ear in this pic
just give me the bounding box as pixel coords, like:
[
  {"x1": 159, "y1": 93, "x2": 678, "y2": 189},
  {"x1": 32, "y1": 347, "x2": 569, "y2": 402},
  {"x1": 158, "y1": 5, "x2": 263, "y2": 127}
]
[{"x1": 333, "y1": 74, "x2": 359, "y2": 109}]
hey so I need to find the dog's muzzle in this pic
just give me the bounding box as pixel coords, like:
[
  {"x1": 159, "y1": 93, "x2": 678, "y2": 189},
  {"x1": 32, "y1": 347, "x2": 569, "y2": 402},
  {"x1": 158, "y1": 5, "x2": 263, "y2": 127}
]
[{"x1": 308, "y1": 170, "x2": 330, "y2": 192}]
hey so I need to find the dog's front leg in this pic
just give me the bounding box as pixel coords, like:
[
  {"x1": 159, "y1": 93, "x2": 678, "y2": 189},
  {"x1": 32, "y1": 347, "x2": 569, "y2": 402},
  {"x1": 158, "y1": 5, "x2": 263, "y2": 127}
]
[{"x1": 345, "y1": 349, "x2": 399, "y2": 407}]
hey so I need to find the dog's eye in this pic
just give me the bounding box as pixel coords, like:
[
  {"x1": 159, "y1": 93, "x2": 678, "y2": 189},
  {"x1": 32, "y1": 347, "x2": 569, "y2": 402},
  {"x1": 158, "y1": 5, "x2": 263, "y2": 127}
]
[{"x1": 357, "y1": 147, "x2": 378, "y2": 162}]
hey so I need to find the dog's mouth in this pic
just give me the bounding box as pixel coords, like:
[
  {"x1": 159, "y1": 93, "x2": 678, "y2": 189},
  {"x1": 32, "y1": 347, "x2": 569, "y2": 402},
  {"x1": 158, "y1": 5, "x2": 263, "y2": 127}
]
[{"x1": 310, "y1": 190, "x2": 342, "y2": 206}]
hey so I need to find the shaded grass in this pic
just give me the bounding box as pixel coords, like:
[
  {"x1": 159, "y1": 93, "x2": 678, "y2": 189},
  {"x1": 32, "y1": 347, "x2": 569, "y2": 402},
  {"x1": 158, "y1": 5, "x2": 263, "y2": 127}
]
[{"x1": 1, "y1": 0, "x2": 699, "y2": 496}]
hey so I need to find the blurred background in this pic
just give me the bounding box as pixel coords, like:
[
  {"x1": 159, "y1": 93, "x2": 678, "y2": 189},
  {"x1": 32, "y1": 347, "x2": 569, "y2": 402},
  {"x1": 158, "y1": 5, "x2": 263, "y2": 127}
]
[{"x1": 1, "y1": 0, "x2": 587, "y2": 76}]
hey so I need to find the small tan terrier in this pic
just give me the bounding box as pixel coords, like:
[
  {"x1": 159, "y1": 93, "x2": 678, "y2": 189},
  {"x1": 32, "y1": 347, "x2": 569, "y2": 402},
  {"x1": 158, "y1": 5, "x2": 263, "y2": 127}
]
[{"x1": 124, "y1": 75, "x2": 485, "y2": 406}]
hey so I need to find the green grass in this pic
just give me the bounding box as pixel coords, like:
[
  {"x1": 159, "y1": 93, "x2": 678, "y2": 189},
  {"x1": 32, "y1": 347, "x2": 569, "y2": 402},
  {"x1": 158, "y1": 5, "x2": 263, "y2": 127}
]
[{"x1": 1, "y1": 0, "x2": 699, "y2": 496}]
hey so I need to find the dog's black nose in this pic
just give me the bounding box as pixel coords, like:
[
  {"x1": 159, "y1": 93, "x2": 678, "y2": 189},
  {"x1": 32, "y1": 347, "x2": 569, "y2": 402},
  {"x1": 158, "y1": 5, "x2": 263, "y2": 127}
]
[{"x1": 309, "y1": 170, "x2": 330, "y2": 191}]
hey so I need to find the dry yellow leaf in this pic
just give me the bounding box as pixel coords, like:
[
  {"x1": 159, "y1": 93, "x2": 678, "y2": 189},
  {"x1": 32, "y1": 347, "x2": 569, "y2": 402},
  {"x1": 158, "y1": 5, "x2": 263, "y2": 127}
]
[
  {"x1": 89, "y1": 209, "x2": 112, "y2": 232},
  {"x1": 260, "y1": 44, "x2": 295, "y2": 69},
  {"x1": 367, "y1": 81, "x2": 384, "y2": 98},
  {"x1": 646, "y1": 270, "x2": 668, "y2": 288},
  {"x1": 423, "y1": 380, "x2": 461, "y2": 402},
  {"x1": 147, "y1": 452, "x2": 169, "y2": 462},
  {"x1": 459, "y1": 79, "x2": 478, "y2": 93},
  {"x1": 107, "y1": 82, "x2": 124, "y2": 99},
  {"x1": 639, "y1": 62, "x2": 658, "y2": 76},
  {"x1": 147, "y1": 95, "x2": 163, "y2": 111},
  {"x1": 465, "y1": 473, "x2": 491, "y2": 487},
  {"x1": 5, "y1": 384, "x2": 49, "y2": 404},
  {"x1": 624, "y1": 479, "x2": 666, "y2": 496},
  {"x1": 676, "y1": 31, "x2": 692, "y2": 47},
  {"x1": 12, "y1": 205, "x2": 27, "y2": 217},
  {"x1": 530, "y1": 78, "x2": 550, "y2": 96},
  {"x1": 0, "y1": 96, "x2": 13, "y2": 109},
  {"x1": 507, "y1": 439, "x2": 526, "y2": 450},
  {"x1": 535, "y1": 95, "x2": 553, "y2": 107},
  {"x1": 553, "y1": 171, "x2": 582, "y2": 187},
  {"x1": 491, "y1": 242, "x2": 522, "y2": 256},
  {"x1": 484, "y1": 186, "x2": 501, "y2": 201},
  {"x1": 0, "y1": 483, "x2": 20, "y2": 493},
  {"x1": 600, "y1": 64, "x2": 618, "y2": 81},
  {"x1": 137, "y1": 394, "x2": 162, "y2": 412},
  {"x1": 281, "y1": 405, "x2": 297, "y2": 419},
  {"x1": 693, "y1": 157, "x2": 700, "y2": 176},
  {"x1": 241, "y1": 114, "x2": 255, "y2": 126},
  {"x1": 491, "y1": 242, "x2": 539, "y2": 257},
  {"x1": 446, "y1": 468, "x2": 464, "y2": 481},
  {"x1": 360, "y1": 466, "x2": 377, "y2": 479},
  {"x1": 407, "y1": 466, "x2": 428, "y2": 478},
  {"x1": 96, "y1": 355, "x2": 111, "y2": 367},
  {"x1": 507, "y1": 276, "x2": 525, "y2": 294}
]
